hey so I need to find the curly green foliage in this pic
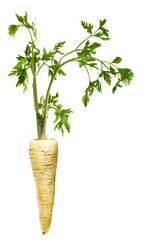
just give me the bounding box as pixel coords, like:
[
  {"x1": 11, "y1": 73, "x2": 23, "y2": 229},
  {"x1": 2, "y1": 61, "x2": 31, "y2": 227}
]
[
  {"x1": 79, "y1": 20, "x2": 134, "y2": 106},
  {"x1": 81, "y1": 19, "x2": 110, "y2": 40},
  {"x1": 8, "y1": 12, "x2": 134, "y2": 137},
  {"x1": 37, "y1": 93, "x2": 73, "y2": 136},
  {"x1": 8, "y1": 12, "x2": 39, "y2": 92},
  {"x1": 9, "y1": 12, "x2": 37, "y2": 38}
]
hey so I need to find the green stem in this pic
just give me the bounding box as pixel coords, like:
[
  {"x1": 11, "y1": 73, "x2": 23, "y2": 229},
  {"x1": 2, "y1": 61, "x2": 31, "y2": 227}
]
[
  {"x1": 41, "y1": 57, "x2": 78, "y2": 138},
  {"x1": 28, "y1": 29, "x2": 40, "y2": 138},
  {"x1": 75, "y1": 29, "x2": 99, "y2": 50},
  {"x1": 84, "y1": 65, "x2": 91, "y2": 83},
  {"x1": 101, "y1": 61, "x2": 110, "y2": 70},
  {"x1": 76, "y1": 35, "x2": 91, "y2": 50},
  {"x1": 33, "y1": 76, "x2": 40, "y2": 138},
  {"x1": 59, "y1": 29, "x2": 99, "y2": 64},
  {"x1": 59, "y1": 29, "x2": 99, "y2": 65},
  {"x1": 36, "y1": 60, "x2": 47, "y2": 76},
  {"x1": 59, "y1": 49, "x2": 82, "y2": 64},
  {"x1": 103, "y1": 60, "x2": 118, "y2": 69},
  {"x1": 28, "y1": 29, "x2": 33, "y2": 44}
]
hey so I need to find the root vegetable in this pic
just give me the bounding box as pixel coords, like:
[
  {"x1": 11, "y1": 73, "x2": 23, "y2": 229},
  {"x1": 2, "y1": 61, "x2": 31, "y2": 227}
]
[{"x1": 29, "y1": 139, "x2": 58, "y2": 234}]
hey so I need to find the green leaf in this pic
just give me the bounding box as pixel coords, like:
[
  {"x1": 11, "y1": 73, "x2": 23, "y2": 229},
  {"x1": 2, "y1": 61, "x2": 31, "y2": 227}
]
[
  {"x1": 112, "y1": 57, "x2": 122, "y2": 64},
  {"x1": 118, "y1": 68, "x2": 134, "y2": 85},
  {"x1": 48, "y1": 59, "x2": 59, "y2": 79},
  {"x1": 17, "y1": 68, "x2": 27, "y2": 84},
  {"x1": 48, "y1": 92, "x2": 59, "y2": 107},
  {"x1": 82, "y1": 79, "x2": 102, "y2": 107},
  {"x1": 94, "y1": 19, "x2": 110, "y2": 41},
  {"x1": 48, "y1": 69, "x2": 54, "y2": 77},
  {"x1": 77, "y1": 40, "x2": 100, "y2": 59},
  {"x1": 42, "y1": 50, "x2": 53, "y2": 61},
  {"x1": 43, "y1": 47, "x2": 47, "y2": 56},
  {"x1": 54, "y1": 107, "x2": 73, "y2": 135},
  {"x1": 112, "y1": 85, "x2": 117, "y2": 94},
  {"x1": 94, "y1": 31, "x2": 103, "y2": 38},
  {"x1": 8, "y1": 25, "x2": 19, "y2": 37},
  {"x1": 17, "y1": 55, "x2": 25, "y2": 60},
  {"x1": 94, "y1": 31, "x2": 110, "y2": 41},
  {"x1": 82, "y1": 81, "x2": 95, "y2": 106},
  {"x1": 23, "y1": 81, "x2": 28, "y2": 93},
  {"x1": 94, "y1": 80, "x2": 102, "y2": 93},
  {"x1": 112, "y1": 80, "x2": 123, "y2": 94},
  {"x1": 88, "y1": 62, "x2": 99, "y2": 69},
  {"x1": 25, "y1": 44, "x2": 31, "y2": 56},
  {"x1": 109, "y1": 66, "x2": 117, "y2": 76},
  {"x1": 82, "y1": 91, "x2": 89, "y2": 107},
  {"x1": 47, "y1": 93, "x2": 73, "y2": 135},
  {"x1": 15, "y1": 12, "x2": 37, "y2": 39},
  {"x1": 24, "y1": 11, "x2": 28, "y2": 23},
  {"x1": 99, "y1": 71, "x2": 111, "y2": 85},
  {"x1": 78, "y1": 57, "x2": 98, "y2": 69},
  {"x1": 99, "y1": 19, "x2": 107, "y2": 27},
  {"x1": 32, "y1": 21, "x2": 37, "y2": 38},
  {"x1": 8, "y1": 69, "x2": 18, "y2": 76},
  {"x1": 88, "y1": 42, "x2": 101, "y2": 50},
  {"x1": 54, "y1": 41, "x2": 66, "y2": 54},
  {"x1": 112, "y1": 68, "x2": 134, "y2": 93},
  {"x1": 64, "y1": 121, "x2": 70, "y2": 133},
  {"x1": 14, "y1": 58, "x2": 27, "y2": 69},
  {"x1": 15, "y1": 13, "x2": 24, "y2": 23},
  {"x1": 81, "y1": 21, "x2": 93, "y2": 34},
  {"x1": 58, "y1": 69, "x2": 66, "y2": 76},
  {"x1": 14, "y1": 66, "x2": 29, "y2": 93},
  {"x1": 42, "y1": 47, "x2": 48, "y2": 60},
  {"x1": 15, "y1": 12, "x2": 29, "y2": 25},
  {"x1": 88, "y1": 82, "x2": 95, "y2": 96}
]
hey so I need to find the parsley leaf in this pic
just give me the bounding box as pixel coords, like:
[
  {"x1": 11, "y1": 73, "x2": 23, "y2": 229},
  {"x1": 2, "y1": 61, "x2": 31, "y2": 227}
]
[
  {"x1": 48, "y1": 93, "x2": 73, "y2": 135},
  {"x1": 14, "y1": 12, "x2": 37, "y2": 39},
  {"x1": 112, "y1": 57, "x2": 122, "y2": 64},
  {"x1": 37, "y1": 93, "x2": 73, "y2": 135},
  {"x1": 81, "y1": 21, "x2": 93, "y2": 34},
  {"x1": 54, "y1": 107, "x2": 73, "y2": 136},
  {"x1": 58, "y1": 69, "x2": 66, "y2": 76},
  {"x1": 54, "y1": 41, "x2": 66, "y2": 54},
  {"x1": 112, "y1": 68, "x2": 134, "y2": 93},
  {"x1": 94, "y1": 19, "x2": 110, "y2": 41},
  {"x1": 82, "y1": 80, "x2": 102, "y2": 107},
  {"x1": 99, "y1": 19, "x2": 107, "y2": 28},
  {"x1": 49, "y1": 93, "x2": 73, "y2": 136},
  {"x1": 15, "y1": 67, "x2": 29, "y2": 93},
  {"x1": 41, "y1": 48, "x2": 52, "y2": 61},
  {"x1": 15, "y1": 13, "x2": 25, "y2": 24},
  {"x1": 99, "y1": 71, "x2": 111, "y2": 85},
  {"x1": 8, "y1": 44, "x2": 33, "y2": 93},
  {"x1": 15, "y1": 12, "x2": 31, "y2": 29},
  {"x1": 77, "y1": 40, "x2": 101, "y2": 58},
  {"x1": 8, "y1": 25, "x2": 19, "y2": 37},
  {"x1": 118, "y1": 68, "x2": 134, "y2": 85},
  {"x1": 112, "y1": 80, "x2": 123, "y2": 94}
]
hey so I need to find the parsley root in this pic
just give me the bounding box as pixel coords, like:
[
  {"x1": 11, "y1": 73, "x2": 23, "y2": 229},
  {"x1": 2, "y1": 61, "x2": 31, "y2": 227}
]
[
  {"x1": 8, "y1": 11, "x2": 134, "y2": 234},
  {"x1": 29, "y1": 139, "x2": 58, "y2": 234}
]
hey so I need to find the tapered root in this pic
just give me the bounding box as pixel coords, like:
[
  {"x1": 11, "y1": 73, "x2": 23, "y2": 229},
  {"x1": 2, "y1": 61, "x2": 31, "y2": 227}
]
[{"x1": 29, "y1": 138, "x2": 58, "y2": 234}]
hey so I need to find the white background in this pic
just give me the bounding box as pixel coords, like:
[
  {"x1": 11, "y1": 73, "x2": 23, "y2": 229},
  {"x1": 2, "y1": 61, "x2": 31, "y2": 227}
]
[{"x1": 0, "y1": 0, "x2": 144, "y2": 239}]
